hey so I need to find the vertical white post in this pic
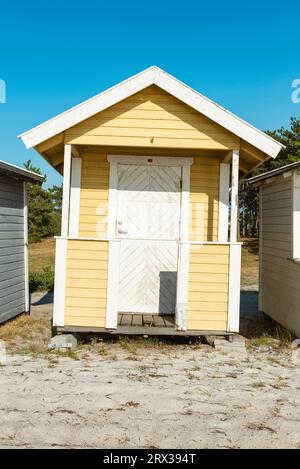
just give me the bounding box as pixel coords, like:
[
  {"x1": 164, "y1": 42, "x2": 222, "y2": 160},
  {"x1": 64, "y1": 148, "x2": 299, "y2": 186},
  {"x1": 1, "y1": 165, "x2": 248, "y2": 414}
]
[
  {"x1": 218, "y1": 163, "x2": 230, "y2": 243},
  {"x1": 61, "y1": 144, "x2": 72, "y2": 237},
  {"x1": 258, "y1": 185, "x2": 263, "y2": 311},
  {"x1": 230, "y1": 150, "x2": 239, "y2": 243},
  {"x1": 23, "y1": 182, "x2": 29, "y2": 312},
  {"x1": 176, "y1": 163, "x2": 191, "y2": 331},
  {"x1": 292, "y1": 170, "x2": 300, "y2": 259},
  {"x1": 227, "y1": 243, "x2": 241, "y2": 332},
  {"x1": 106, "y1": 159, "x2": 120, "y2": 329},
  {"x1": 69, "y1": 157, "x2": 82, "y2": 238},
  {"x1": 52, "y1": 237, "x2": 67, "y2": 327}
]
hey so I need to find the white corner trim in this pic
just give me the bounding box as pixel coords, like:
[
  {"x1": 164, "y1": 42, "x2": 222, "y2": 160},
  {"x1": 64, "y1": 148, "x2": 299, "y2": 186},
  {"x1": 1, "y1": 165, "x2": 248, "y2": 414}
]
[
  {"x1": 107, "y1": 161, "x2": 118, "y2": 238},
  {"x1": 175, "y1": 163, "x2": 191, "y2": 330},
  {"x1": 105, "y1": 160, "x2": 120, "y2": 329},
  {"x1": 292, "y1": 171, "x2": 300, "y2": 259},
  {"x1": 23, "y1": 182, "x2": 29, "y2": 312},
  {"x1": 18, "y1": 66, "x2": 283, "y2": 158},
  {"x1": 61, "y1": 144, "x2": 72, "y2": 237},
  {"x1": 227, "y1": 243, "x2": 241, "y2": 332},
  {"x1": 69, "y1": 157, "x2": 82, "y2": 238},
  {"x1": 230, "y1": 150, "x2": 239, "y2": 243},
  {"x1": 218, "y1": 163, "x2": 230, "y2": 242},
  {"x1": 176, "y1": 242, "x2": 190, "y2": 331},
  {"x1": 258, "y1": 186, "x2": 263, "y2": 311},
  {"x1": 105, "y1": 240, "x2": 120, "y2": 329},
  {"x1": 52, "y1": 238, "x2": 67, "y2": 327},
  {"x1": 107, "y1": 155, "x2": 193, "y2": 166}
]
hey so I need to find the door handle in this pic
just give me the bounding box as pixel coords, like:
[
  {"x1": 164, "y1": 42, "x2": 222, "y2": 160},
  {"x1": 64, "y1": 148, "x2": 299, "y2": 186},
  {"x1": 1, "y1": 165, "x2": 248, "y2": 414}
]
[{"x1": 117, "y1": 219, "x2": 128, "y2": 235}]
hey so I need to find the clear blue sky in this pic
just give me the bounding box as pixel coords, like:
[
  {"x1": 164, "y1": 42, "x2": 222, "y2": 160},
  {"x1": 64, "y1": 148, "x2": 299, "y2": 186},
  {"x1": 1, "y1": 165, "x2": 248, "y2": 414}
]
[{"x1": 0, "y1": 0, "x2": 299, "y2": 187}]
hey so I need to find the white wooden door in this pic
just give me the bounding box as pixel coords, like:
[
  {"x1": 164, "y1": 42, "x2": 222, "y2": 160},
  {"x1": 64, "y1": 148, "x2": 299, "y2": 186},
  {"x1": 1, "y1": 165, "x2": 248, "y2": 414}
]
[{"x1": 117, "y1": 164, "x2": 181, "y2": 314}]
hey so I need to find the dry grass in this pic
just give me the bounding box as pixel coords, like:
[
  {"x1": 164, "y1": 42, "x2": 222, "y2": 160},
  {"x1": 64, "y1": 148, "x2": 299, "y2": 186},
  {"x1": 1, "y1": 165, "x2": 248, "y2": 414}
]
[
  {"x1": 0, "y1": 314, "x2": 51, "y2": 355},
  {"x1": 29, "y1": 237, "x2": 55, "y2": 273},
  {"x1": 241, "y1": 238, "x2": 259, "y2": 288}
]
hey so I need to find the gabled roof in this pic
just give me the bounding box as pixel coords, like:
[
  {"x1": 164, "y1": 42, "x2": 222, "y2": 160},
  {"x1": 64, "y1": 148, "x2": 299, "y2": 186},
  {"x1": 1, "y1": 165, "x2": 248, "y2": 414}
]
[
  {"x1": 18, "y1": 66, "x2": 284, "y2": 158},
  {"x1": 248, "y1": 160, "x2": 300, "y2": 184},
  {"x1": 0, "y1": 160, "x2": 44, "y2": 183}
]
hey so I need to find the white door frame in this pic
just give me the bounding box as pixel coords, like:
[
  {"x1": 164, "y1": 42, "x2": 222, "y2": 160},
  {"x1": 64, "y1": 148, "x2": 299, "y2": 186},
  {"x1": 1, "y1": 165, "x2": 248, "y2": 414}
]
[{"x1": 105, "y1": 154, "x2": 193, "y2": 329}]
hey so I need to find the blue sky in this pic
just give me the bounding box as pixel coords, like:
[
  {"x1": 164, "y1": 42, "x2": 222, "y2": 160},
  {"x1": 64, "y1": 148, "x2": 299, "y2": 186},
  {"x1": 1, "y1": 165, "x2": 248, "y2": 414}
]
[{"x1": 0, "y1": 0, "x2": 299, "y2": 187}]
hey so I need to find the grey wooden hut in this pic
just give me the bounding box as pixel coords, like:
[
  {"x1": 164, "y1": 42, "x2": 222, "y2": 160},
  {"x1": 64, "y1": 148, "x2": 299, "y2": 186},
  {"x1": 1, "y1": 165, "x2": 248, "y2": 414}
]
[
  {"x1": 248, "y1": 161, "x2": 300, "y2": 338},
  {"x1": 0, "y1": 160, "x2": 44, "y2": 324}
]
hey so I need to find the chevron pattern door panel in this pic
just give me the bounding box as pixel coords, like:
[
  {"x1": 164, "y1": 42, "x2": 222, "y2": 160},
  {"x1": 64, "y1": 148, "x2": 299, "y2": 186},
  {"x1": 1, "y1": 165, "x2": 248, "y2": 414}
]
[{"x1": 117, "y1": 164, "x2": 181, "y2": 314}]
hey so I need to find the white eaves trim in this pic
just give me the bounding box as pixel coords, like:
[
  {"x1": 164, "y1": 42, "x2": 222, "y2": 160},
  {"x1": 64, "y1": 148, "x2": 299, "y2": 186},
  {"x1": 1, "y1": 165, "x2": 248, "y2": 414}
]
[{"x1": 18, "y1": 66, "x2": 284, "y2": 158}]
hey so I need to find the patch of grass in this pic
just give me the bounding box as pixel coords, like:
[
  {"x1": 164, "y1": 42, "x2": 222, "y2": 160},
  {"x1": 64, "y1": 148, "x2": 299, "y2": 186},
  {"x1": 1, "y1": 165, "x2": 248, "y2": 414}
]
[
  {"x1": 251, "y1": 381, "x2": 265, "y2": 389},
  {"x1": 29, "y1": 267, "x2": 54, "y2": 292},
  {"x1": 241, "y1": 238, "x2": 259, "y2": 288},
  {"x1": 0, "y1": 315, "x2": 51, "y2": 354},
  {"x1": 248, "y1": 326, "x2": 294, "y2": 350},
  {"x1": 29, "y1": 237, "x2": 55, "y2": 273}
]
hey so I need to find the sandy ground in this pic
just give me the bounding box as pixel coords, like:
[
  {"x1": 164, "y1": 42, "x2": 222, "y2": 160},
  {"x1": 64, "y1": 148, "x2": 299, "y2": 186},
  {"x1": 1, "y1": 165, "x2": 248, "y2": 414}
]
[
  {"x1": 0, "y1": 344, "x2": 300, "y2": 449},
  {"x1": 0, "y1": 291, "x2": 299, "y2": 449}
]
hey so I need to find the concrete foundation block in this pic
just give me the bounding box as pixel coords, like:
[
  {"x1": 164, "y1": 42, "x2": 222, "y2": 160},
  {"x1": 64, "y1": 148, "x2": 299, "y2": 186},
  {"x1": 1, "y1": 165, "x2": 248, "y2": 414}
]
[
  {"x1": 48, "y1": 334, "x2": 78, "y2": 351},
  {"x1": 0, "y1": 340, "x2": 6, "y2": 365},
  {"x1": 214, "y1": 335, "x2": 247, "y2": 353}
]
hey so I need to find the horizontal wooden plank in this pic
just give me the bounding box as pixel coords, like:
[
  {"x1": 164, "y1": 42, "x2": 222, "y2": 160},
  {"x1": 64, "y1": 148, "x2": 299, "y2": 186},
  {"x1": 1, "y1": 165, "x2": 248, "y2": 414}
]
[
  {"x1": 0, "y1": 245, "x2": 24, "y2": 256},
  {"x1": 66, "y1": 287, "x2": 107, "y2": 299},
  {"x1": 0, "y1": 206, "x2": 23, "y2": 217},
  {"x1": 67, "y1": 249, "x2": 108, "y2": 261},
  {"x1": 0, "y1": 231, "x2": 24, "y2": 240},
  {"x1": 65, "y1": 296, "x2": 106, "y2": 308},
  {"x1": 188, "y1": 301, "x2": 228, "y2": 312},
  {"x1": 67, "y1": 240, "x2": 108, "y2": 250},
  {"x1": 0, "y1": 291, "x2": 25, "y2": 314},
  {"x1": 187, "y1": 320, "x2": 227, "y2": 331},
  {"x1": 67, "y1": 259, "x2": 108, "y2": 270},
  {"x1": 189, "y1": 263, "x2": 229, "y2": 274},
  {"x1": 189, "y1": 282, "x2": 228, "y2": 292},
  {"x1": 189, "y1": 272, "x2": 229, "y2": 283},
  {"x1": 0, "y1": 268, "x2": 24, "y2": 282},
  {"x1": 0, "y1": 253, "x2": 24, "y2": 265},
  {"x1": 67, "y1": 269, "x2": 108, "y2": 280},
  {"x1": 188, "y1": 291, "x2": 228, "y2": 302},
  {"x1": 0, "y1": 261, "x2": 24, "y2": 274},
  {"x1": 66, "y1": 277, "x2": 107, "y2": 288},
  {"x1": 66, "y1": 134, "x2": 238, "y2": 150},
  {"x1": 64, "y1": 315, "x2": 105, "y2": 327},
  {"x1": 0, "y1": 281, "x2": 24, "y2": 299}
]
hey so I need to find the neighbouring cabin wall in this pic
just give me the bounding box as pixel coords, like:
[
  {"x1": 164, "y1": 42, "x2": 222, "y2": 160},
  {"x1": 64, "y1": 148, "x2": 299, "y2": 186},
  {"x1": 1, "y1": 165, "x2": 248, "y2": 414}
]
[
  {"x1": 187, "y1": 244, "x2": 229, "y2": 331},
  {"x1": 78, "y1": 152, "x2": 220, "y2": 242},
  {"x1": 0, "y1": 175, "x2": 26, "y2": 324},
  {"x1": 190, "y1": 156, "x2": 219, "y2": 241},
  {"x1": 79, "y1": 152, "x2": 109, "y2": 237},
  {"x1": 261, "y1": 176, "x2": 300, "y2": 337},
  {"x1": 64, "y1": 240, "x2": 108, "y2": 327},
  {"x1": 65, "y1": 86, "x2": 240, "y2": 151}
]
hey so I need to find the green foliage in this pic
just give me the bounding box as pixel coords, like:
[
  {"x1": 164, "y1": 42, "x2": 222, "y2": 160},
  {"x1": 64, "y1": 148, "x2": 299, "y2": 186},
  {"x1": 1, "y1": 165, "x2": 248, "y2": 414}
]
[
  {"x1": 240, "y1": 117, "x2": 300, "y2": 237},
  {"x1": 24, "y1": 160, "x2": 62, "y2": 242},
  {"x1": 29, "y1": 267, "x2": 54, "y2": 292}
]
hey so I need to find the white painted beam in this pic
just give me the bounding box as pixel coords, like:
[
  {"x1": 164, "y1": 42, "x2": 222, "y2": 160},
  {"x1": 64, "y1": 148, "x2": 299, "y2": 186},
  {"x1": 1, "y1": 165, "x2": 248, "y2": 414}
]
[
  {"x1": 218, "y1": 163, "x2": 230, "y2": 242},
  {"x1": 292, "y1": 170, "x2": 300, "y2": 259},
  {"x1": 23, "y1": 182, "x2": 29, "y2": 312},
  {"x1": 61, "y1": 144, "x2": 72, "y2": 237},
  {"x1": 69, "y1": 157, "x2": 82, "y2": 238},
  {"x1": 227, "y1": 243, "x2": 241, "y2": 332},
  {"x1": 230, "y1": 150, "x2": 239, "y2": 243}
]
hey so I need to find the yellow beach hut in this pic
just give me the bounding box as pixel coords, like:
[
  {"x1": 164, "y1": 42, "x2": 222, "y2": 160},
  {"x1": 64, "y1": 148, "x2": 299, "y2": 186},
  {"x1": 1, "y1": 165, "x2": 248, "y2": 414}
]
[{"x1": 19, "y1": 67, "x2": 283, "y2": 337}]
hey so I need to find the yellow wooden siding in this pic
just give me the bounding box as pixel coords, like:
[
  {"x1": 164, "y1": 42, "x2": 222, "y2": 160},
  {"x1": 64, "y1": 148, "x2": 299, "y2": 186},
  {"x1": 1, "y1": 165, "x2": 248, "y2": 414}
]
[
  {"x1": 79, "y1": 152, "x2": 109, "y2": 237},
  {"x1": 187, "y1": 244, "x2": 229, "y2": 331},
  {"x1": 189, "y1": 156, "x2": 219, "y2": 241},
  {"x1": 64, "y1": 240, "x2": 108, "y2": 327},
  {"x1": 65, "y1": 85, "x2": 240, "y2": 150}
]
